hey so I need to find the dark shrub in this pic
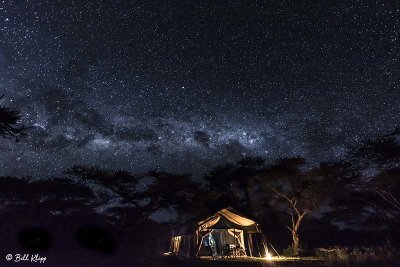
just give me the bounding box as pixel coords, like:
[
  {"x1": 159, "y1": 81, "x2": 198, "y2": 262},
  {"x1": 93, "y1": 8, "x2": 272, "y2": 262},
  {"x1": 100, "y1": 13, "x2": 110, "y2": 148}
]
[
  {"x1": 75, "y1": 225, "x2": 115, "y2": 254},
  {"x1": 18, "y1": 227, "x2": 52, "y2": 251}
]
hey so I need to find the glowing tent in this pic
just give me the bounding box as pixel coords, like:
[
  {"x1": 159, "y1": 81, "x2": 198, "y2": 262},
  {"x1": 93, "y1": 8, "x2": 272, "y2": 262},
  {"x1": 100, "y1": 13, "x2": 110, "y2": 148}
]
[{"x1": 168, "y1": 207, "x2": 269, "y2": 258}]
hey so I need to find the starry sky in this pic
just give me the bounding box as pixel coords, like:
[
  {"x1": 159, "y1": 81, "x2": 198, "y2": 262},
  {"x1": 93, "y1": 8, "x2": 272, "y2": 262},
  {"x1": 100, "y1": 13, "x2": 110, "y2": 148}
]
[{"x1": 0, "y1": 0, "x2": 399, "y2": 177}]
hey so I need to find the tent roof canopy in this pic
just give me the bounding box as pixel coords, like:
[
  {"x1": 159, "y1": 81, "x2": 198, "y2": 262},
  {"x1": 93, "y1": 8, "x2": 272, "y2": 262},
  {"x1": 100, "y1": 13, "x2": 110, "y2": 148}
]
[{"x1": 198, "y1": 207, "x2": 259, "y2": 232}]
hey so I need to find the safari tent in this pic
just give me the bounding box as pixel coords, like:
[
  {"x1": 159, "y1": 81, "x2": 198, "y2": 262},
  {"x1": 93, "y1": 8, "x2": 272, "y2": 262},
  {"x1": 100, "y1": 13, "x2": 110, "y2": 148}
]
[{"x1": 168, "y1": 207, "x2": 270, "y2": 258}]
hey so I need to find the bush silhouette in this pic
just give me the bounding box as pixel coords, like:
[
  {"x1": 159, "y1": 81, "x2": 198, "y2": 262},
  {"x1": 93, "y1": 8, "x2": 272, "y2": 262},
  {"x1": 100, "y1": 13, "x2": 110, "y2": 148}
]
[
  {"x1": 18, "y1": 227, "x2": 52, "y2": 251},
  {"x1": 76, "y1": 225, "x2": 115, "y2": 254}
]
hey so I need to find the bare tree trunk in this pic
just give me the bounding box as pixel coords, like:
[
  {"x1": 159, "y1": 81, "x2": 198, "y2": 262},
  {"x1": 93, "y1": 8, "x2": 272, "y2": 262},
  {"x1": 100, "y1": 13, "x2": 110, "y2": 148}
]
[
  {"x1": 270, "y1": 187, "x2": 309, "y2": 256},
  {"x1": 291, "y1": 229, "x2": 300, "y2": 256},
  {"x1": 288, "y1": 211, "x2": 306, "y2": 256}
]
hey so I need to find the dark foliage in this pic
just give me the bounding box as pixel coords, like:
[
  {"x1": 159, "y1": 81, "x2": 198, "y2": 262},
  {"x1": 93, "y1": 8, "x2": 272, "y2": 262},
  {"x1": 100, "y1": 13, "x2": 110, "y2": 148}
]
[
  {"x1": 76, "y1": 225, "x2": 115, "y2": 254},
  {"x1": 18, "y1": 227, "x2": 52, "y2": 252},
  {"x1": 65, "y1": 166, "x2": 203, "y2": 228},
  {"x1": 0, "y1": 94, "x2": 26, "y2": 141},
  {"x1": 0, "y1": 176, "x2": 98, "y2": 214}
]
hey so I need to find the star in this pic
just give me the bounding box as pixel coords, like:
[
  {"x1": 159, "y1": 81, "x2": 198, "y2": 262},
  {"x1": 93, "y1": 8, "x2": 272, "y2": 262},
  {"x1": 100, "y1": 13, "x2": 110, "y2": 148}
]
[{"x1": 0, "y1": 0, "x2": 398, "y2": 177}]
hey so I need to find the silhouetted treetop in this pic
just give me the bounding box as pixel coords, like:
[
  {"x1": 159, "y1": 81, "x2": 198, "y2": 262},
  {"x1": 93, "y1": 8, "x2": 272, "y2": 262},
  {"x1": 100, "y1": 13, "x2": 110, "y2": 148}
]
[
  {"x1": 0, "y1": 94, "x2": 26, "y2": 141},
  {"x1": 0, "y1": 176, "x2": 98, "y2": 214},
  {"x1": 347, "y1": 128, "x2": 400, "y2": 169},
  {"x1": 65, "y1": 165, "x2": 202, "y2": 228}
]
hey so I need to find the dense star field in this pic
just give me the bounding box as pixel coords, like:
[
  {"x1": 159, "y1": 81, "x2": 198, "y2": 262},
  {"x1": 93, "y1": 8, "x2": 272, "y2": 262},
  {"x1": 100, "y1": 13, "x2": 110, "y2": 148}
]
[{"x1": 0, "y1": 0, "x2": 399, "y2": 177}]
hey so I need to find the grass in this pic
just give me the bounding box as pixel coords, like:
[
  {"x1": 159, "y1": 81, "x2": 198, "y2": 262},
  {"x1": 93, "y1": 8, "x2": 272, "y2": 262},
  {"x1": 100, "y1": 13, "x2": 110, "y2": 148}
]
[
  {"x1": 160, "y1": 253, "x2": 400, "y2": 267},
  {"x1": 159, "y1": 245, "x2": 400, "y2": 267}
]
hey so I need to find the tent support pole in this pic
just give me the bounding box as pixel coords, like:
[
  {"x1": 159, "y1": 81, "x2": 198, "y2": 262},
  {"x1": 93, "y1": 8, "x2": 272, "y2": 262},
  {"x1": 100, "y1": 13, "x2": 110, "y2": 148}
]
[
  {"x1": 195, "y1": 234, "x2": 204, "y2": 258},
  {"x1": 261, "y1": 233, "x2": 268, "y2": 257},
  {"x1": 196, "y1": 230, "x2": 211, "y2": 258},
  {"x1": 262, "y1": 233, "x2": 280, "y2": 257},
  {"x1": 255, "y1": 234, "x2": 261, "y2": 257},
  {"x1": 247, "y1": 234, "x2": 253, "y2": 257},
  {"x1": 234, "y1": 229, "x2": 236, "y2": 259}
]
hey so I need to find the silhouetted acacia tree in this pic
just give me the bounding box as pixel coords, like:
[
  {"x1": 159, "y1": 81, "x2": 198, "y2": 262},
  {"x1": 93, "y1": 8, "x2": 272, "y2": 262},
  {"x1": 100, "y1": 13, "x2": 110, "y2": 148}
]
[
  {"x1": 0, "y1": 176, "x2": 98, "y2": 215},
  {"x1": 0, "y1": 95, "x2": 25, "y2": 141},
  {"x1": 204, "y1": 157, "x2": 266, "y2": 217},
  {"x1": 258, "y1": 158, "x2": 337, "y2": 255},
  {"x1": 338, "y1": 129, "x2": 400, "y2": 240},
  {"x1": 347, "y1": 128, "x2": 400, "y2": 171},
  {"x1": 65, "y1": 166, "x2": 201, "y2": 228}
]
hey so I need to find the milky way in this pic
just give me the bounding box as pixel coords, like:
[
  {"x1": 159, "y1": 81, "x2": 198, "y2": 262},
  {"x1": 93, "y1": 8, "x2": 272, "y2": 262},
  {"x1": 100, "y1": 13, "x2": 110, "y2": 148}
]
[{"x1": 0, "y1": 1, "x2": 399, "y2": 177}]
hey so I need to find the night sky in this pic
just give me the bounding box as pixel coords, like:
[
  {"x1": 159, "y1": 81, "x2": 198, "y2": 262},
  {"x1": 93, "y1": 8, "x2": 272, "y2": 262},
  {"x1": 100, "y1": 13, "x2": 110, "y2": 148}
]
[{"x1": 0, "y1": 0, "x2": 399, "y2": 177}]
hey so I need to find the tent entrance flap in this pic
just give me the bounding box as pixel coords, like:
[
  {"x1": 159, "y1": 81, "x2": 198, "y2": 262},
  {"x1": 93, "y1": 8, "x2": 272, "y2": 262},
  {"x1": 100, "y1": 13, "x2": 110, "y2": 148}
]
[
  {"x1": 195, "y1": 229, "x2": 247, "y2": 257},
  {"x1": 170, "y1": 236, "x2": 181, "y2": 254}
]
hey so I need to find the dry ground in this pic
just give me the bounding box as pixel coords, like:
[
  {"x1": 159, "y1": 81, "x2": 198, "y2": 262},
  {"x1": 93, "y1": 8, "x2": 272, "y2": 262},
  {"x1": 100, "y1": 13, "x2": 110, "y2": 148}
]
[{"x1": 160, "y1": 255, "x2": 400, "y2": 267}]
